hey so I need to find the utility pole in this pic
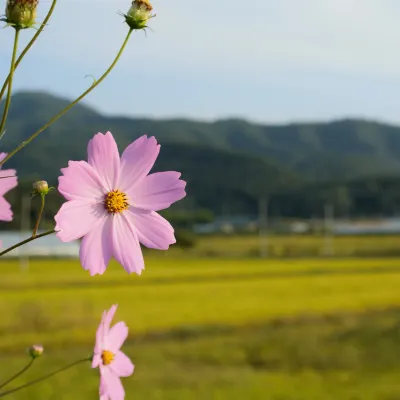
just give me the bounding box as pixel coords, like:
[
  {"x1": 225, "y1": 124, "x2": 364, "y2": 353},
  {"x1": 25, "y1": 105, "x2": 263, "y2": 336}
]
[
  {"x1": 323, "y1": 202, "x2": 334, "y2": 257},
  {"x1": 258, "y1": 196, "x2": 269, "y2": 258}
]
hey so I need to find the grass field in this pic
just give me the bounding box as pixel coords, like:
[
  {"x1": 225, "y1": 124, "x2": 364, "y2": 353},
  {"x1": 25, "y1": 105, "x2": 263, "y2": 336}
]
[
  {"x1": 1, "y1": 256, "x2": 400, "y2": 399},
  {"x1": 149, "y1": 234, "x2": 400, "y2": 258}
]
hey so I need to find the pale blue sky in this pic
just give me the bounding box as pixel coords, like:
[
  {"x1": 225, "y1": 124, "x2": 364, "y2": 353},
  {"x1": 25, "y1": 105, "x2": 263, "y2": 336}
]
[{"x1": 2, "y1": 0, "x2": 400, "y2": 124}]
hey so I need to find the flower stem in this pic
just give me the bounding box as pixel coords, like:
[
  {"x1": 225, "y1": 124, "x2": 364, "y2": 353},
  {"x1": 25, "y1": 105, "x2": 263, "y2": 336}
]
[
  {"x1": 32, "y1": 195, "x2": 45, "y2": 238},
  {"x1": 0, "y1": 28, "x2": 20, "y2": 137},
  {"x1": 0, "y1": 358, "x2": 90, "y2": 398},
  {"x1": 0, "y1": 28, "x2": 133, "y2": 167},
  {"x1": 0, "y1": 229, "x2": 56, "y2": 257},
  {"x1": 0, "y1": 359, "x2": 35, "y2": 390},
  {"x1": 0, "y1": 0, "x2": 58, "y2": 102}
]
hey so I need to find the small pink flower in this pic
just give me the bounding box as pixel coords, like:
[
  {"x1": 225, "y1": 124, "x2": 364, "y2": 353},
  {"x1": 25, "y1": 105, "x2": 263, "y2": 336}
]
[
  {"x1": 92, "y1": 305, "x2": 134, "y2": 400},
  {"x1": 54, "y1": 132, "x2": 186, "y2": 275},
  {"x1": 0, "y1": 153, "x2": 17, "y2": 222}
]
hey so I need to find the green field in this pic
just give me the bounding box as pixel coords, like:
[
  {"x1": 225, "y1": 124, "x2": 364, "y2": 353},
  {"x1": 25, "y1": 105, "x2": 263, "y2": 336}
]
[
  {"x1": 1, "y1": 256, "x2": 400, "y2": 399},
  {"x1": 150, "y1": 234, "x2": 400, "y2": 258}
]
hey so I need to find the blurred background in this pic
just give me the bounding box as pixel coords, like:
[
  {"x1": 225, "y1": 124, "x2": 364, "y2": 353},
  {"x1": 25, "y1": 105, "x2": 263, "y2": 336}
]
[{"x1": 2, "y1": 0, "x2": 400, "y2": 399}]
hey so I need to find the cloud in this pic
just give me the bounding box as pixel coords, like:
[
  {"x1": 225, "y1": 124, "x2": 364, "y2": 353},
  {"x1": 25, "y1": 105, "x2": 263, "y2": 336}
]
[
  {"x1": 2, "y1": 0, "x2": 400, "y2": 123},
  {"x1": 3, "y1": 0, "x2": 400, "y2": 77}
]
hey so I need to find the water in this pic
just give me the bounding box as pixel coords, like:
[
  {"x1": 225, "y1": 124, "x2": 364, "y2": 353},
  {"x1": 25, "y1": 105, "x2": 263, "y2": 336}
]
[{"x1": 0, "y1": 231, "x2": 79, "y2": 257}]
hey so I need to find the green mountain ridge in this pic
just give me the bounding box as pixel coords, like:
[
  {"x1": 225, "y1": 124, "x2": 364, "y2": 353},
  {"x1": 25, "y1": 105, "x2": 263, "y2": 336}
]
[
  {"x1": 2, "y1": 91, "x2": 400, "y2": 216},
  {"x1": 4, "y1": 91, "x2": 400, "y2": 181}
]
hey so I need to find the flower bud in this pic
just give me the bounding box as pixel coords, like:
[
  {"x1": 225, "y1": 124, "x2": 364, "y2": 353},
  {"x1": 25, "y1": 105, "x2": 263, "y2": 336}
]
[
  {"x1": 124, "y1": 0, "x2": 154, "y2": 30},
  {"x1": 5, "y1": 0, "x2": 38, "y2": 29},
  {"x1": 28, "y1": 344, "x2": 43, "y2": 359},
  {"x1": 32, "y1": 180, "x2": 49, "y2": 195}
]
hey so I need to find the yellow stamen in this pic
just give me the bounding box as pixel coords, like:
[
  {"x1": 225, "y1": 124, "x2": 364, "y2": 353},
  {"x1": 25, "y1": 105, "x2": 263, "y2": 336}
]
[
  {"x1": 101, "y1": 350, "x2": 114, "y2": 366},
  {"x1": 104, "y1": 190, "x2": 129, "y2": 214}
]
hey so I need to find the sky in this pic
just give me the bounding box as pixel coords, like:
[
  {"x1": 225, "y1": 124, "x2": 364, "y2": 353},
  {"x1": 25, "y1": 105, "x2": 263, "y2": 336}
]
[{"x1": 2, "y1": 0, "x2": 400, "y2": 124}]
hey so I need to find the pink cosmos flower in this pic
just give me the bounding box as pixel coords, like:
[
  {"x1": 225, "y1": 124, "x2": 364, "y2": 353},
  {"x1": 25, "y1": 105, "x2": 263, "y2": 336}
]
[
  {"x1": 0, "y1": 152, "x2": 18, "y2": 223},
  {"x1": 92, "y1": 304, "x2": 134, "y2": 400},
  {"x1": 54, "y1": 132, "x2": 186, "y2": 275}
]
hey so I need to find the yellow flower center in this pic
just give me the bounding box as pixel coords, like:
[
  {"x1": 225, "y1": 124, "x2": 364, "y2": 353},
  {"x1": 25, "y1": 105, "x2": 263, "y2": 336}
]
[
  {"x1": 101, "y1": 350, "x2": 114, "y2": 366},
  {"x1": 104, "y1": 190, "x2": 129, "y2": 214}
]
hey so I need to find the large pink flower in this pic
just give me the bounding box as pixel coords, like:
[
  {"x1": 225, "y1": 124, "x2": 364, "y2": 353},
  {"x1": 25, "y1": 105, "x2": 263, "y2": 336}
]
[
  {"x1": 92, "y1": 305, "x2": 134, "y2": 400},
  {"x1": 0, "y1": 153, "x2": 17, "y2": 222},
  {"x1": 54, "y1": 132, "x2": 186, "y2": 275}
]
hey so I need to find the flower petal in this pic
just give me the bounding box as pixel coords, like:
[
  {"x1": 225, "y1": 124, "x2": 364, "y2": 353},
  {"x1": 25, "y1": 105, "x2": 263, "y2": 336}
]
[
  {"x1": 87, "y1": 132, "x2": 120, "y2": 191},
  {"x1": 103, "y1": 305, "x2": 118, "y2": 337},
  {"x1": 0, "y1": 169, "x2": 17, "y2": 196},
  {"x1": 110, "y1": 351, "x2": 134, "y2": 378},
  {"x1": 55, "y1": 200, "x2": 107, "y2": 242},
  {"x1": 58, "y1": 161, "x2": 106, "y2": 201},
  {"x1": 0, "y1": 197, "x2": 13, "y2": 222},
  {"x1": 106, "y1": 322, "x2": 128, "y2": 353},
  {"x1": 101, "y1": 366, "x2": 125, "y2": 400},
  {"x1": 100, "y1": 375, "x2": 108, "y2": 397},
  {"x1": 119, "y1": 135, "x2": 160, "y2": 194},
  {"x1": 94, "y1": 310, "x2": 107, "y2": 355},
  {"x1": 92, "y1": 353, "x2": 102, "y2": 369},
  {"x1": 129, "y1": 171, "x2": 186, "y2": 211},
  {"x1": 79, "y1": 216, "x2": 113, "y2": 276},
  {"x1": 128, "y1": 208, "x2": 175, "y2": 250},
  {"x1": 111, "y1": 213, "x2": 145, "y2": 275}
]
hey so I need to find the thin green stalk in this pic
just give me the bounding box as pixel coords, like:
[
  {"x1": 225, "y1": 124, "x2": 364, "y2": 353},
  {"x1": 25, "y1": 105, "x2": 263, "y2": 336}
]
[
  {"x1": 0, "y1": 28, "x2": 20, "y2": 137},
  {"x1": 32, "y1": 195, "x2": 45, "y2": 237},
  {"x1": 0, "y1": 359, "x2": 35, "y2": 390},
  {"x1": 0, "y1": 28, "x2": 134, "y2": 167},
  {"x1": 0, "y1": 229, "x2": 56, "y2": 257},
  {"x1": 0, "y1": 358, "x2": 90, "y2": 398},
  {"x1": 0, "y1": 0, "x2": 58, "y2": 102}
]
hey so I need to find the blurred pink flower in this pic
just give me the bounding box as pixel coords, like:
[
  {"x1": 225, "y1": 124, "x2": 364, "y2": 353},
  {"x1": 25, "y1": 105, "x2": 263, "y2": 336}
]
[
  {"x1": 92, "y1": 305, "x2": 134, "y2": 400},
  {"x1": 54, "y1": 132, "x2": 186, "y2": 275},
  {"x1": 0, "y1": 153, "x2": 18, "y2": 222}
]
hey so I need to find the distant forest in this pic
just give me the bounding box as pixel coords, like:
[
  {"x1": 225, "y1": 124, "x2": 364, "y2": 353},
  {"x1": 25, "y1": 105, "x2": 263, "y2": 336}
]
[{"x1": 2, "y1": 91, "x2": 400, "y2": 230}]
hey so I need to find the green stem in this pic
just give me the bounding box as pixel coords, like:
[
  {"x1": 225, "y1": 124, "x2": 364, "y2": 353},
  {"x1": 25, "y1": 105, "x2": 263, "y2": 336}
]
[
  {"x1": 0, "y1": 28, "x2": 133, "y2": 167},
  {"x1": 32, "y1": 195, "x2": 45, "y2": 238},
  {"x1": 0, "y1": 0, "x2": 58, "y2": 102},
  {"x1": 0, "y1": 359, "x2": 35, "y2": 390},
  {"x1": 0, "y1": 229, "x2": 56, "y2": 257},
  {"x1": 0, "y1": 28, "x2": 20, "y2": 137},
  {"x1": 0, "y1": 358, "x2": 90, "y2": 398}
]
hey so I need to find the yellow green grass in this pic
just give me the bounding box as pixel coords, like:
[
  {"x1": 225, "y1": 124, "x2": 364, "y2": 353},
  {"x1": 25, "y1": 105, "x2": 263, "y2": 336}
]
[
  {"x1": 1, "y1": 257, "x2": 400, "y2": 349},
  {"x1": 175, "y1": 234, "x2": 400, "y2": 257},
  {"x1": 1, "y1": 256, "x2": 400, "y2": 399}
]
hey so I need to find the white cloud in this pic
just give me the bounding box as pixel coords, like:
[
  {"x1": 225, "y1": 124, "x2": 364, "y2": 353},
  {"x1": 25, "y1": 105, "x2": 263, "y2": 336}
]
[
  {"x1": 3, "y1": 0, "x2": 400, "y2": 77},
  {"x1": 2, "y1": 0, "x2": 400, "y2": 122}
]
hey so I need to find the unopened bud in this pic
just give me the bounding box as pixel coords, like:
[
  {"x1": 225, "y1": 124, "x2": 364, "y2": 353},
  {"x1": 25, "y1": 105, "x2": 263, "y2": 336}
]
[
  {"x1": 32, "y1": 180, "x2": 49, "y2": 195},
  {"x1": 124, "y1": 0, "x2": 154, "y2": 30},
  {"x1": 28, "y1": 344, "x2": 43, "y2": 359},
  {"x1": 4, "y1": 0, "x2": 38, "y2": 29}
]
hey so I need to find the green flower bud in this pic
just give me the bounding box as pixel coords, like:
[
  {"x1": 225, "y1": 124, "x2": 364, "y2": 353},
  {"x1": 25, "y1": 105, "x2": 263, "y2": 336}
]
[
  {"x1": 28, "y1": 344, "x2": 43, "y2": 359},
  {"x1": 124, "y1": 0, "x2": 154, "y2": 30},
  {"x1": 4, "y1": 0, "x2": 38, "y2": 29},
  {"x1": 32, "y1": 180, "x2": 48, "y2": 195}
]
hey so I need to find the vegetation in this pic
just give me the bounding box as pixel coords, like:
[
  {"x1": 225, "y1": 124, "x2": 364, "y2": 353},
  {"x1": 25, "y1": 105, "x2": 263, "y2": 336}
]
[
  {"x1": 6, "y1": 92, "x2": 400, "y2": 182},
  {"x1": 1, "y1": 257, "x2": 400, "y2": 398},
  {"x1": 5, "y1": 91, "x2": 400, "y2": 217}
]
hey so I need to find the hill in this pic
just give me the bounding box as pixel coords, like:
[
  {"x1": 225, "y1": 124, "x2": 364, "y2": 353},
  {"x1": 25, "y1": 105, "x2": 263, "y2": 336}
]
[
  {"x1": 3, "y1": 91, "x2": 400, "y2": 218},
  {"x1": 4, "y1": 92, "x2": 400, "y2": 182}
]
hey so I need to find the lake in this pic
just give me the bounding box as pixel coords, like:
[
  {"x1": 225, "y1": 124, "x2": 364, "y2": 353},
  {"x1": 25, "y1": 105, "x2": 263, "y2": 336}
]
[{"x1": 0, "y1": 231, "x2": 79, "y2": 257}]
